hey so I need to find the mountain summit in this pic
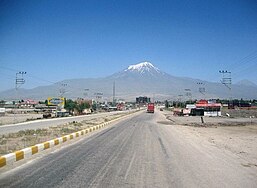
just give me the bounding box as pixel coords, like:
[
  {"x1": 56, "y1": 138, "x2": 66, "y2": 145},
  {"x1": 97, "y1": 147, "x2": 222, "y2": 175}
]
[
  {"x1": 110, "y1": 61, "x2": 164, "y2": 79},
  {"x1": 125, "y1": 62, "x2": 160, "y2": 74}
]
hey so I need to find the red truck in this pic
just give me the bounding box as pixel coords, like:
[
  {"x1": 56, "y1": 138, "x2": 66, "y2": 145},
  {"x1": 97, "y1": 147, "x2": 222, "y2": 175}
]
[{"x1": 147, "y1": 103, "x2": 155, "y2": 113}]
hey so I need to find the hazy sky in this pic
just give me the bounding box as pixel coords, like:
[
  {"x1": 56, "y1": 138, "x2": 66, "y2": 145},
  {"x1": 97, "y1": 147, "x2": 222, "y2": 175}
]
[{"x1": 1, "y1": 0, "x2": 257, "y2": 91}]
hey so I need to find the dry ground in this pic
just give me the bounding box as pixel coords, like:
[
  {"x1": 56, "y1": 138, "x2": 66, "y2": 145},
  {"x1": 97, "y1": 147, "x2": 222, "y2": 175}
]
[
  {"x1": 158, "y1": 111, "x2": 257, "y2": 166},
  {"x1": 0, "y1": 113, "x2": 43, "y2": 125}
]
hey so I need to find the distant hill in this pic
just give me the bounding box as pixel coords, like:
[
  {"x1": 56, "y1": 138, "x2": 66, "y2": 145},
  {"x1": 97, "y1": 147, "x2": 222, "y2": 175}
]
[
  {"x1": 0, "y1": 62, "x2": 257, "y2": 101},
  {"x1": 236, "y1": 79, "x2": 257, "y2": 87}
]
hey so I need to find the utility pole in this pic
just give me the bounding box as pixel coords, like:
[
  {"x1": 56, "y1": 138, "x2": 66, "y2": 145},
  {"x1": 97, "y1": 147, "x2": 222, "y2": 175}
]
[
  {"x1": 219, "y1": 70, "x2": 232, "y2": 90},
  {"x1": 184, "y1": 89, "x2": 192, "y2": 102},
  {"x1": 15, "y1": 71, "x2": 26, "y2": 123},
  {"x1": 197, "y1": 82, "x2": 206, "y2": 96},
  {"x1": 113, "y1": 81, "x2": 116, "y2": 106},
  {"x1": 15, "y1": 71, "x2": 26, "y2": 90},
  {"x1": 178, "y1": 94, "x2": 183, "y2": 108},
  {"x1": 94, "y1": 92, "x2": 103, "y2": 111},
  {"x1": 59, "y1": 83, "x2": 67, "y2": 97},
  {"x1": 84, "y1": 89, "x2": 89, "y2": 99},
  {"x1": 94, "y1": 92, "x2": 103, "y2": 102},
  {"x1": 219, "y1": 70, "x2": 232, "y2": 108}
]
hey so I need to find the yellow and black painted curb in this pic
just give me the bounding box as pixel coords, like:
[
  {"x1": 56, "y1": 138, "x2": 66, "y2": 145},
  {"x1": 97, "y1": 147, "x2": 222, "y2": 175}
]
[{"x1": 0, "y1": 110, "x2": 140, "y2": 169}]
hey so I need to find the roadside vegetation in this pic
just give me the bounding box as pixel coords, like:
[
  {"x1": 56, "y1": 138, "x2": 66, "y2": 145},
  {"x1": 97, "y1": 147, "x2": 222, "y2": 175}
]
[
  {"x1": 64, "y1": 99, "x2": 91, "y2": 115},
  {"x1": 0, "y1": 112, "x2": 132, "y2": 155}
]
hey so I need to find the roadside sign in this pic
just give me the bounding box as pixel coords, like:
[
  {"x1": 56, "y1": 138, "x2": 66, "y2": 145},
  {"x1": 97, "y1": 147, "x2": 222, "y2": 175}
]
[{"x1": 47, "y1": 97, "x2": 65, "y2": 106}]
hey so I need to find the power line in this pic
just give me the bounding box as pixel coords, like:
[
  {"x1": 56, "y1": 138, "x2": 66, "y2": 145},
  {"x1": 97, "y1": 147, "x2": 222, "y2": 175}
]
[
  {"x1": 0, "y1": 72, "x2": 15, "y2": 80},
  {"x1": 0, "y1": 65, "x2": 18, "y2": 72},
  {"x1": 230, "y1": 50, "x2": 257, "y2": 69},
  {"x1": 0, "y1": 65, "x2": 56, "y2": 84},
  {"x1": 225, "y1": 50, "x2": 257, "y2": 74},
  {"x1": 233, "y1": 63, "x2": 257, "y2": 77},
  {"x1": 0, "y1": 65, "x2": 111, "y2": 100},
  {"x1": 205, "y1": 50, "x2": 257, "y2": 84}
]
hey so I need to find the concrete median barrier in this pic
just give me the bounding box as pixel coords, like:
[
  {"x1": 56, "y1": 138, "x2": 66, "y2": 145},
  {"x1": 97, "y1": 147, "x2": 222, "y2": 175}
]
[{"x1": 0, "y1": 110, "x2": 141, "y2": 169}]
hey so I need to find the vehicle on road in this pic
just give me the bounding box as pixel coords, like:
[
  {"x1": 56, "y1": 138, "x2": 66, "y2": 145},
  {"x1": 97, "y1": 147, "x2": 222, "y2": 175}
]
[
  {"x1": 147, "y1": 103, "x2": 155, "y2": 113},
  {"x1": 43, "y1": 110, "x2": 56, "y2": 118}
]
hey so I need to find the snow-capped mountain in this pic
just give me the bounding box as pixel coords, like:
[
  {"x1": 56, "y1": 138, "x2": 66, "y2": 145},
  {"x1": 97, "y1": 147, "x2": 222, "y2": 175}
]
[
  {"x1": 125, "y1": 62, "x2": 161, "y2": 74},
  {"x1": 0, "y1": 62, "x2": 257, "y2": 100},
  {"x1": 109, "y1": 62, "x2": 166, "y2": 79}
]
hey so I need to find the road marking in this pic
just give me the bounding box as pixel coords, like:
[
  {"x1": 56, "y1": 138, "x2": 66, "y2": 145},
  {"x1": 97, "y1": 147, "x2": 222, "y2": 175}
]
[
  {"x1": 158, "y1": 137, "x2": 169, "y2": 158},
  {"x1": 124, "y1": 152, "x2": 136, "y2": 180}
]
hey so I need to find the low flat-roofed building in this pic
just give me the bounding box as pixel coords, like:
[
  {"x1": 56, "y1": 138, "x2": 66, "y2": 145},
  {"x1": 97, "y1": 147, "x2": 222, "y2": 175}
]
[{"x1": 195, "y1": 100, "x2": 222, "y2": 117}]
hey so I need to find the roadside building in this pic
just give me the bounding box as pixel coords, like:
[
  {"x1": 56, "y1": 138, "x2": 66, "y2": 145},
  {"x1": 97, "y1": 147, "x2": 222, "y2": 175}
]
[
  {"x1": 0, "y1": 108, "x2": 5, "y2": 116},
  {"x1": 184, "y1": 104, "x2": 196, "y2": 115},
  {"x1": 136, "y1": 96, "x2": 150, "y2": 104},
  {"x1": 19, "y1": 99, "x2": 38, "y2": 108},
  {"x1": 2, "y1": 101, "x2": 16, "y2": 108},
  {"x1": 194, "y1": 100, "x2": 222, "y2": 117}
]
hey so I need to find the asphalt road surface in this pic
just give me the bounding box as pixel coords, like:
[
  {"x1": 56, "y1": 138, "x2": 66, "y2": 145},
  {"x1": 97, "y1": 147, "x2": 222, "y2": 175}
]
[
  {"x1": 0, "y1": 111, "x2": 256, "y2": 188},
  {"x1": 0, "y1": 111, "x2": 132, "y2": 135}
]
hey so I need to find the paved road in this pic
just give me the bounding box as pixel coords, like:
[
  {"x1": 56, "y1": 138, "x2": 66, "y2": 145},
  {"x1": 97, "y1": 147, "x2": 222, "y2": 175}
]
[
  {"x1": 0, "y1": 111, "x2": 256, "y2": 188},
  {"x1": 0, "y1": 111, "x2": 133, "y2": 135}
]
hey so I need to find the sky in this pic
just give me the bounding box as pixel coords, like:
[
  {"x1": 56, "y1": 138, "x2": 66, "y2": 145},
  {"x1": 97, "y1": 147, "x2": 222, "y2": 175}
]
[{"x1": 0, "y1": 0, "x2": 257, "y2": 91}]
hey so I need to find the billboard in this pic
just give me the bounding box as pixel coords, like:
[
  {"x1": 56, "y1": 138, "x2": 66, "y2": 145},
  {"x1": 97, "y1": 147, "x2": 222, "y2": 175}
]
[{"x1": 47, "y1": 97, "x2": 65, "y2": 106}]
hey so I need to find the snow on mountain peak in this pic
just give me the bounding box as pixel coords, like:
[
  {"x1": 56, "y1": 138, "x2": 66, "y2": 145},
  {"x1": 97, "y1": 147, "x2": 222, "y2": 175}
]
[{"x1": 126, "y1": 62, "x2": 160, "y2": 74}]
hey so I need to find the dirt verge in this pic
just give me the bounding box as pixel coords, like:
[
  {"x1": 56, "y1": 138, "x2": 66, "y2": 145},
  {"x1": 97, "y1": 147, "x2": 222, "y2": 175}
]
[{"x1": 159, "y1": 111, "x2": 257, "y2": 166}]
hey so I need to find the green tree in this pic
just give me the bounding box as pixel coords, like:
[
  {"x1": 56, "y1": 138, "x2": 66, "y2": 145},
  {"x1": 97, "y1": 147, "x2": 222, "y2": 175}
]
[
  {"x1": 165, "y1": 100, "x2": 169, "y2": 108},
  {"x1": 76, "y1": 102, "x2": 90, "y2": 114},
  {"x1": 65, "y1": 99, "x2": 77, "y2": 113}
]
